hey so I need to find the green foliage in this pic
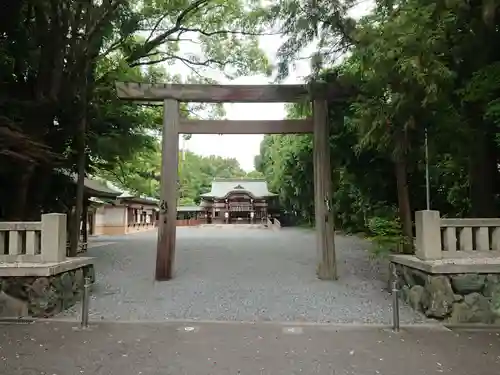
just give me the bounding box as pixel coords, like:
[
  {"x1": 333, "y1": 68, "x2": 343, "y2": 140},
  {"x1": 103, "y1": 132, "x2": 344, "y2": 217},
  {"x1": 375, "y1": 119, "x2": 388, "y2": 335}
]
[
  {"x1": 97, "y1": 145, "x2": 250, "y2": 204},
  {"x1": 256, "y1": 0, "x2": 500, "y2": 254},
  {"x1": 121, "y1": 0, "x2": 272, "y2": 79},
  {"x1": 268, "y1": 0, "x2": 358, "y2": 80},
  {"x1": 178, "y1": 152, "x2": 247, "y2": 203},
  {"x1": 366, "y1": 216, "x2": 406, "y2": 258},
  {"x1": 256, "y1": 134, "x2": 315, "y2": 223},
  {"x1": 461, "y1": 61, "x2": 500, "y2": 131},
  {"x1": 0, "y1": 0, "x2": 273, "y2": 220},
  {"x1": 89, "y1": 55, "x2": 164, "y2": 172}
]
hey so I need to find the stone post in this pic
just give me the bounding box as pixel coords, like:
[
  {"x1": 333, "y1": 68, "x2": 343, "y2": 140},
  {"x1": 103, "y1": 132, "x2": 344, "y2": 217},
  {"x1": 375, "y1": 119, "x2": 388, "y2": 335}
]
[
  {"x1": 415, "y1": 210, "x2": 442, "y2": 260},
  {"x1": 41, "y1": 213, "x2": 67, "y2": 262}
]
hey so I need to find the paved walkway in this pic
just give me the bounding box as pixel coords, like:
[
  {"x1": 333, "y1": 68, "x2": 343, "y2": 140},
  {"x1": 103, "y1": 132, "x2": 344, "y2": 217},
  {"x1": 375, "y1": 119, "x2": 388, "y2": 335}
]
[
  {"x1": 1, "y1": 321, "x2": 499, "y2": 375},
  {"x1": 61, "y1": 226, "x2": 426, "y2": 323}
]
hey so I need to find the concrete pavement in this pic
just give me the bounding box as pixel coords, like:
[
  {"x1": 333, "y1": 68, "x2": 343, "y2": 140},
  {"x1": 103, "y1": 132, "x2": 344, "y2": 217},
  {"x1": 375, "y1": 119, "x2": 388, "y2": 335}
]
[{"x1": 0, "y1": 320, "x2": 499, "y2": 375}]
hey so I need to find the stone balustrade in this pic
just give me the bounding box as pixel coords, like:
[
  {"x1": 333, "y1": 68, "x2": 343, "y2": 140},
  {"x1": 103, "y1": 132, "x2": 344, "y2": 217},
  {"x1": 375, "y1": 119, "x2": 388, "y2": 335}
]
[
  {"x1": 263, "y1": 217, "x2": 281, "y2": 230},
  {"x1": 416, "y1": 210, "x2": 500, "y2": 260},
  {"x1": 266, "y1": 217, "x2": 273, "y2": 228},
  {"x1": 391, "y1": 210, "x2": 500, "y2": 324},
  {"x1": 441, "y1": 218, "x2": 500, "y2": 253},
  {"x1": 0, "y1": 213, "x2": 95, "y2": 318},
  {"x1": 273, "y1": 218, "x2": 281, "y2": 230},
  {"x1": 0, "y1": 213, "x2": 66, "y2": 263},
  {"x1": 126, "y1": 221, "x2": 157, "y2": 233}
]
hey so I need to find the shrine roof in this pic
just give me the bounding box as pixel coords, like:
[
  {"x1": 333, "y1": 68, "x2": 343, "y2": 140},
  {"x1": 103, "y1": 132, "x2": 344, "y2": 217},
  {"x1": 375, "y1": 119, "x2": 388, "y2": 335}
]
[
  {"x1": 55, "y1": 169, "x2": 122, "y2": 199},
  {"x1": 84, "y1": 178, "x2": 122, "y2": 198},
  {"x1": 200, "y1": 178, "x2": 276, "y2": 199}
]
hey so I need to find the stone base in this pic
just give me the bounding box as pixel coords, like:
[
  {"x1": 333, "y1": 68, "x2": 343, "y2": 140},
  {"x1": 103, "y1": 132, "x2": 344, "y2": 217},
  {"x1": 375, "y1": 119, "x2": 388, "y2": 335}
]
[
  {"x1": 198, "y1": 224, "x2": 267, "y2": 229},
  {"x1": 94, "y1": 225, "x2": 126, "y2": 235},
  {"x1": 94, "y1": 224, "x2": 157, "y2": 235},
  {"x1": 391, "y1": 255, "x2": 500, "y2": 324},
  {"x1": 0, "y1": 261, "x2": 94, "y2": 318},
  {"x1": 125, "y1": 224, "x2": 156, "y2": 234}
]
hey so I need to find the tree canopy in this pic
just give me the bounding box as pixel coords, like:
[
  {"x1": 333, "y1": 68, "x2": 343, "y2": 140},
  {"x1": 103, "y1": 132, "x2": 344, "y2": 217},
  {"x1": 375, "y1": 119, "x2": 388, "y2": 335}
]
[
  {"x1": 0, "y1": 0, "x2": 270, "y2": 218},
  {"x1": 4, "y1": 0, "x2": 500, "y2": 257},
  {"x1": 0, "y1": 0, "x2": 274, "y2": 255},
  {"x1": 97, "y1": 143, "x2": 252, "y2": 205},
  {"x1": 256, "y1": 0, "x2": 500, "y2": 252}
]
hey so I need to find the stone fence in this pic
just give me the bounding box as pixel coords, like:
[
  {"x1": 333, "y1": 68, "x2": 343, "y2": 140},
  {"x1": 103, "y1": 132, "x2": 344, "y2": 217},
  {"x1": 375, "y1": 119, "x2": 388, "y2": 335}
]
[
  {"x1": 0, "y1": 213, "x2": 95, "y2": 318},
  {"x1": 266, "y1": 217, "x2": 273, "y2": 227},
  {"x1": 0, "y1": 213, "x2": 66, "y2": 263},
  {"x1": 415, "y1": 210, "x2": 500, "y2": 260},
  {"x1": 264, "y1": 217, "x2": 281, "y2": 230},
  {"x1": 176, "y1": 219, "x2": 204, "y2": 227},
  {"x1": 273, "y1": 218, "x2": 281, "y2": 230},
  {"x1": 126, "y1": 221, "x2": 157, "y2": 234},
  {"x1": 391, "y1": 210, "x2": 500, "y2": 324}
]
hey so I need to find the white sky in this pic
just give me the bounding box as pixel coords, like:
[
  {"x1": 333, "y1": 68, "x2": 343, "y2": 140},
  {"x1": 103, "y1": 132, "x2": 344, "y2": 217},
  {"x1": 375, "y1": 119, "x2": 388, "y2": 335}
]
[
  {"x1": 177, "y1": 2, "x2": 373, "y2": 171},
  {"x1": 183, "y1": 33, "x2": 307, "y2": 172}
]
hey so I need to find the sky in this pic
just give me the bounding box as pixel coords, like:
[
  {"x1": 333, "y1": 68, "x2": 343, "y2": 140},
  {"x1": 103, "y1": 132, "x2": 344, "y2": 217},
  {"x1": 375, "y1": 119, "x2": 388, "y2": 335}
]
[
  {"x1": 178, "y1": 2, "x2": 373, "y2": 171},
  {"x1": 183, "y1": 34, "x2": 308, "y2": 172}
]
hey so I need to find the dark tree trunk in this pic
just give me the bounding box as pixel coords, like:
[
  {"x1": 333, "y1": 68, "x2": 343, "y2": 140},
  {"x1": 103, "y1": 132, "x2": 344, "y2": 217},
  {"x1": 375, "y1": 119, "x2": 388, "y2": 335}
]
[
  {"x1": 469, "y1": 128, "x2": 497, "y2": 217},
  {"x1": 395, "y1": 157, "x2": 413, "y2": 253},
  {"x1": 393, "y1": 128, "x2": 413, "y2": 254},
  {"x1": 82, "y1": 196, "x2": 89, "y2": 248},
  {"x1": 69, "y1": 116, "x2": 86, "y2": 257},
  {"x1": 67, "y1": 10, "x2": 107, "y2": 255},
  {"x1": 11, "y1": 165, "x2": 35, "y2": 220},
  {"x1": 66, "y1": 207, "x2": 75, "y2": 256}
]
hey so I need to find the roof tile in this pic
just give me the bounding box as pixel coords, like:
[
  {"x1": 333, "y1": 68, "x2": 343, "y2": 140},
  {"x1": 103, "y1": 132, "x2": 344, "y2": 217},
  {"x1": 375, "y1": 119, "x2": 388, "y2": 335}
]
[{"x1": 200, "y1": 178, "x2": 276, "y2": 198}]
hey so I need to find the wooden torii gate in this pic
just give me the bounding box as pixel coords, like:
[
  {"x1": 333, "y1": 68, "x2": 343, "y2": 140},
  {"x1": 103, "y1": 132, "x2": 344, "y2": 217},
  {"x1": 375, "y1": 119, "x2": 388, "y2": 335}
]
[{"x1": 115, "y1": 82, "x2": 339, "y2": 281}]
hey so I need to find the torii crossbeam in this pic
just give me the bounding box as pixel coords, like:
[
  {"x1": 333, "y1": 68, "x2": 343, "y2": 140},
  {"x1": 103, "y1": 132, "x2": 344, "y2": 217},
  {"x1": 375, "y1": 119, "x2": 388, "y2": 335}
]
[{"x1": 115, "y1": 81, "x2": 339, "y2": 281}]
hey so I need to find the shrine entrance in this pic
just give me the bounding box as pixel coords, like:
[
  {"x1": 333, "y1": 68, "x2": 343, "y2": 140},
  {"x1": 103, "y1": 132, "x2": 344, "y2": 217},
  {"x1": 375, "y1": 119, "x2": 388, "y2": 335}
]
[{"x1": 115, "y1": 82, "x2": 340, "y2": 281}]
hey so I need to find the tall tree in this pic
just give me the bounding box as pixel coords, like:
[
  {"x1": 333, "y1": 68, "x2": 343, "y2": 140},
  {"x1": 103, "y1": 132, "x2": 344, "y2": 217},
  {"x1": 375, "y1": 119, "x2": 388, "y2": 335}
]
[
  {"x1": 0, "y1": 0, "x2": 273, "y2": 254},
  {"x1": 261, "y1": 0, "x2": 500, "y2": 253}
]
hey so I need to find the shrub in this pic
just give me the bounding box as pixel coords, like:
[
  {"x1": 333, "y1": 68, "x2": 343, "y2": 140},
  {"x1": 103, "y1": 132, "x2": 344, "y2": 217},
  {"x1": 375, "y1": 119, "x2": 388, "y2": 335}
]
[{"x1": 367, "y1": 216, "x2": 408, "y2": 258}]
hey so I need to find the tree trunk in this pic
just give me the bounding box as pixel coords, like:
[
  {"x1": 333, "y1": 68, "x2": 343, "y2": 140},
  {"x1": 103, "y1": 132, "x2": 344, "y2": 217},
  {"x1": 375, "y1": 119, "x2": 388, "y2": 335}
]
[
  {"x1": 394, "y1": 157, "x2": 413, "y2": 253},
  {"x1": 82, "y1": 196, "x2": 89, "y2": 251},
  {"x1": 69, "y1": 116, "x2": 86, "y2": 257},
  {"x1": 11, "y1": 165, "x2": 35, "y2": 220},
  {"x1": 469, "y1": 128, "x2": 496, "y2": 217},
  {"x1": 66, "y1": 207, "x2": 75, "y2": 256}
]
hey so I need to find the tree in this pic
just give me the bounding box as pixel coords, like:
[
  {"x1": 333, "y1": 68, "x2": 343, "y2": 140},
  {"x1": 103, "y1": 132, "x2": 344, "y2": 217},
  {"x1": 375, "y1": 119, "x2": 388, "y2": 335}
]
[
  {"x1": 97, "y1": 145, "x2": 249, "y2": 205},
  {"x1": 246, "y1": 170, "x2": 264, "y2": 179},
  {"x1": 342, "y1": 0, "x2": 455, "y2": 249},
  {"x1": 0, "y1": 0, "x2": 273, "y2": 256},
  {"x1": 261, "y1": 0, "x2": 500, "y2": 254}
]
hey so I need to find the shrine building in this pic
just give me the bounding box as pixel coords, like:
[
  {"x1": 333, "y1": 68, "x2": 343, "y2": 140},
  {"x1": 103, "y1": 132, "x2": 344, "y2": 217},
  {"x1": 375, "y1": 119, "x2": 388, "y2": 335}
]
[{"x1": 199, "y1": 178, "x2": 276, "y2": 224}]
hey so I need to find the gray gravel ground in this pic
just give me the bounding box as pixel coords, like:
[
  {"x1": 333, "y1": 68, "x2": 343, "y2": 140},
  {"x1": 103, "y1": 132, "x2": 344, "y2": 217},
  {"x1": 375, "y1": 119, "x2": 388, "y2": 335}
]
[{"x1": 60, "y1": 226, "x2": 428, "y2": 323}]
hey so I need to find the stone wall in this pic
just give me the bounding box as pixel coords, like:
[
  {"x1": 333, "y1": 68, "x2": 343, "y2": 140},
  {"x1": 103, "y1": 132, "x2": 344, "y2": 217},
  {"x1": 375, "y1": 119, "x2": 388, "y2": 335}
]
[
  {"x1": 176, "y1": 219, "x2": 204, "y2": 227},
  {"x1": 394, "y1": 263, "x2": 500, "y2": 324},
  {"x1": 0, "y1": 265, "x2": 94, "y2": 318}
]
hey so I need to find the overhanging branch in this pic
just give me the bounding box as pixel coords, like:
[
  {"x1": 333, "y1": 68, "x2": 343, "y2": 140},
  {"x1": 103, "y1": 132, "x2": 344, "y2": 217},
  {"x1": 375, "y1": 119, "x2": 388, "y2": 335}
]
[
  {"x1": 176, "y1": 27, "x2": 279, "y2": 37},
  {"x1": 129, "y1": 53, "x2": 232, "y2": 68},
  {"x1": 127, "y1": 0, "x2": 212, "y2": 64}
]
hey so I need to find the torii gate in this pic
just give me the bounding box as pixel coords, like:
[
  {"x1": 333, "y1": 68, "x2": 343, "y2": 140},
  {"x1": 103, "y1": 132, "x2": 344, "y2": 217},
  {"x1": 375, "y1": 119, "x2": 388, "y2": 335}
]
[{"x1": 115, "y1": 82, "x2": 340, "y2": 281}]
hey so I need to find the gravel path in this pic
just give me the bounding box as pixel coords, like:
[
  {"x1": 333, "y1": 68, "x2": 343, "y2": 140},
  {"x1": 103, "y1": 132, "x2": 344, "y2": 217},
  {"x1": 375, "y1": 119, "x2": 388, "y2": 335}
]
[{"x1": 60, "y1": 226, "x2": 428, "y2": 323}]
